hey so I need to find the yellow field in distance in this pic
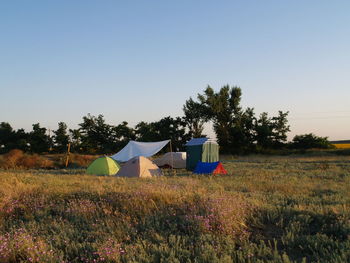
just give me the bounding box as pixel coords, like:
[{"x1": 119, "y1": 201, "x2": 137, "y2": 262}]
[{"x1": 333, "y1": 143, "x2": 350, "y2": 149}]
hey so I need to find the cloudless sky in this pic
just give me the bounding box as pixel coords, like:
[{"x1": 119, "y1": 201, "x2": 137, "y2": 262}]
[{"x1": 1, "y1": 1, "x2": 349, "y2": 140}]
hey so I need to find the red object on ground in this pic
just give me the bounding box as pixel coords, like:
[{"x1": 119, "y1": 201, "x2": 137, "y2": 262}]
[{"x1": 213, "y1": 162, "x2": 228, "y2": 175}]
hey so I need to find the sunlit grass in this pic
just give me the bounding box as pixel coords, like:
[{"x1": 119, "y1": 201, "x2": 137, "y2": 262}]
[
  {"x1": 333, "y1": 143, "x2": 350, "y2": 149},
  {"x1": 0, "y1": 155, "x2": 349, "y2": 262}
]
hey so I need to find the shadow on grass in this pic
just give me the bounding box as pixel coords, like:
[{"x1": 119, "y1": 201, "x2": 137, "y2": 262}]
[{"x1": 249, "y1": 204, "x2": 350, "y2": 262}]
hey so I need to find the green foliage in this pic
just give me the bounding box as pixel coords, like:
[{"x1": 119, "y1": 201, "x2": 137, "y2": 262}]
[
  {"x1": 271, "y1": 111, "x2": 290, "y2": 146},
  {"x1": 0, "y1": 123, "x2": 29, "y2": 153},
  {"x1": 291, "y1": 133, "x2": 333, "y2": 149},
  {"x1": 78, "y1": 114, "x2": 116, "y2": 154},
  {"x1": 192, "y1": 85, "x2": 290, "y2": 153},
  {"x1": 183, "y1": 98, "x2": 208, "y2": 138},
  {"x1": 113, "y1": 121, "x2": 136, "y2": 150},
  {"x1": 28, "y1": 123, "x2": 52, "y2": 153},
  {"x1": 197, "y1": 85, "x2": 245, "y2": 153},
  {"x1": 135, "y1": 116, "x2": 190, "y2": 151},
  {"x1": 255, "y1": 111, "x2": 290, "y2": 150},
  {"x1": 53, "y1": 122, "x2": 70, "y2": 153}
]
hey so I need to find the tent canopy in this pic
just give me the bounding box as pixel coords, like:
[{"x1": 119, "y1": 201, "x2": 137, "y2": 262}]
[{"x1": 111, "y1": 140, "x2": 170, "y2": 162}]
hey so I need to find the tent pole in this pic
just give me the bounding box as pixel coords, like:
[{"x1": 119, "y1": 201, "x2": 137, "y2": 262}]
[{"x1": 169, "y1": 139, "x2": 175, "y2": 176}]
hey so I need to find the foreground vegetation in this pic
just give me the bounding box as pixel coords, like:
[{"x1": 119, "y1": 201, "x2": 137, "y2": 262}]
[{"x1": 0, "y1": 155, "x2": 349, "y2": 262}]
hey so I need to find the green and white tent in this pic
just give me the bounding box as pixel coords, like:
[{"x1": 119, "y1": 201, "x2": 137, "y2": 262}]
[
  {"x1": 185, "y1": 138, "x2": 219, "y2": 171},
  {"x1": 87, "y1": 156, "x2": 120, "y2": 176}
]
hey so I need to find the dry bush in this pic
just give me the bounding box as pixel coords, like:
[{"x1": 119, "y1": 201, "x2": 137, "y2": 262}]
[
  {"x1": 0, "y1": 149, "x2": 54, "y2": 169},
  {"x1": 69, "y1": 154, "x2": 96, "y2": 167},
  {"x1": 0, "y1": 149, "x2": 24, "y2": 169},
  {"x1": 19, "y1": 154, "x2": 54, "y2": 169}
]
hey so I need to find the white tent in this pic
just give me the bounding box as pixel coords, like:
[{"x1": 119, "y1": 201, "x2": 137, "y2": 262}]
[
  {"x1": 153, "y1": 152, "x2": 186, "y2": 169},
  {"x1": 111, "y1": 140, "x2": 170, "y2": 162}
]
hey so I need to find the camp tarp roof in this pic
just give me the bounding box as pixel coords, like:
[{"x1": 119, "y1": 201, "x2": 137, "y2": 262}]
[
  {"x1": 185, "y1": 138, "x2": 217, "y2": 146},
  {"x1": 111, "y1": 140, "x2": 170, "y2": 162}
]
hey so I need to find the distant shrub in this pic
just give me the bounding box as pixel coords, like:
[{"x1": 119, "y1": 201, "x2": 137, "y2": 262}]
[{"x1": 291, "y1": 133, "x2": 334, "y2": 149}]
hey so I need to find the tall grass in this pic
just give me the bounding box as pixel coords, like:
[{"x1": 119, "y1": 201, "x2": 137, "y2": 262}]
[{"x1": 0, "y1": 155, "x2": 349, "y2": 262}]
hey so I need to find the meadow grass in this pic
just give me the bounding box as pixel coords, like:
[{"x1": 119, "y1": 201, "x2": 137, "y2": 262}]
[{"x1": 0, "y1": 155, "x2": 349, "y2": 262}]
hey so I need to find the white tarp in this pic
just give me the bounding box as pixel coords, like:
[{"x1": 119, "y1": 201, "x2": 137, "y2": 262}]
[{"x1": 111, "y1": 140, "x2": 170, "y2": 162}]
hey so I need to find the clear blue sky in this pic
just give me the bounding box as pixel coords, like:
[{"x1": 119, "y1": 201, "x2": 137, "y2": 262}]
[{"x1": 1, "y1": 1, "x2": 349, "y2": 140}]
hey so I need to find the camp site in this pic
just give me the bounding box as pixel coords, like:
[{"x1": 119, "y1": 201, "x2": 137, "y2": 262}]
[{"x1": 1, "y1": 1, "x2": 350, "y2": 263}]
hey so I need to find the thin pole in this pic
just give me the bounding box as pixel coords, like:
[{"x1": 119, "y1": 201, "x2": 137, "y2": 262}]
[
  {"x1": 169, "y1": 140, "x2": 175, "y2": 176},
  {"x1": 65, "y1": 143, "x2": 71, "y2": 168},
  {"x1": 48, "y1": 128, "x2": 52, "y2": 153}
]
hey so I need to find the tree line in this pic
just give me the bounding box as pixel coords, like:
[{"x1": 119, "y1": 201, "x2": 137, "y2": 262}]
[{"x1": 0, "y1": 85, "x2": 333, "y2": 154}]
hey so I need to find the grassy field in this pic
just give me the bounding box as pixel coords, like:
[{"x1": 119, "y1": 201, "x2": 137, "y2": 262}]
[{"x1": 0, "y1": 155, "x2": 349, "y2": 262}]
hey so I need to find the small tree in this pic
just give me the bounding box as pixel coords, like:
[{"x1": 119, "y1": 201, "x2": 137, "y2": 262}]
[
  {"x1": 255, "y1": 112, "x2": 274, "y2": 149},
  {"x1": 28, "y1": 123, "x2": 51, "y2": 153},
  {"x1": 53, "y1": 122, "x2": 70, "y2": 153},
  {"x1": 271, "y1": 111, "x2": 290, "y2": 147}
]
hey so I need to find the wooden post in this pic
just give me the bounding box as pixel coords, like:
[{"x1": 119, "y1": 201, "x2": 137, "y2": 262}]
[{"x1": 65, "y1": 143, "x2": 71, "y2": 168}]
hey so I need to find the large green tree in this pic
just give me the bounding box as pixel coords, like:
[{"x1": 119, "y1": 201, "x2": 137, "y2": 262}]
[
  {"x1": 78, "y1": 114, "x2": 115, "y2": 154},
  {"x1": 193, "y1": 85, "x2": 290, "y2": 153},
  {"x1": 197, "y1": 85, "x2": 247, "y2": 153}
]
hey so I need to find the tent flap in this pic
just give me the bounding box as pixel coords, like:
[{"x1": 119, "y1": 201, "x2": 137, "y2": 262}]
[{"x1": 111, "y1": 140, "x2": 170, "y2": 162}]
